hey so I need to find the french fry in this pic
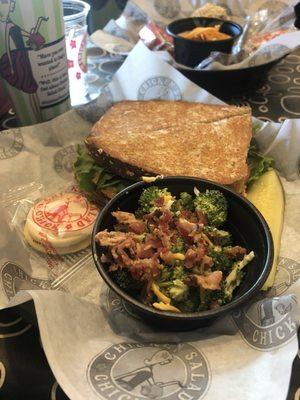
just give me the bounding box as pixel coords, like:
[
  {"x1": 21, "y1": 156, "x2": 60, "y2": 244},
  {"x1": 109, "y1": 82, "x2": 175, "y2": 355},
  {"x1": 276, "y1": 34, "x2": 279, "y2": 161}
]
[{"x1": 179, "y1": 25, "x2": 231, "y2": 41}]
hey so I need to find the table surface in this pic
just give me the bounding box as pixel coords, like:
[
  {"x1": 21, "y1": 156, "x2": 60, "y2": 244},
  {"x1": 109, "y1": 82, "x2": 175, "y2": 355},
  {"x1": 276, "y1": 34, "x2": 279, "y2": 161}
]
[{"x1": 0, "y1": 48, "x2": 299, "y2": 400}]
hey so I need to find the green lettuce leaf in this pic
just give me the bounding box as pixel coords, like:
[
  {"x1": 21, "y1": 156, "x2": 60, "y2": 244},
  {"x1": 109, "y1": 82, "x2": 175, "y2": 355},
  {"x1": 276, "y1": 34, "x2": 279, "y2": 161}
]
[
  {"x1": 73, "y1": 145, "x2": 131, "y2": 195},
  {"x1": 247, "y1": 134, "x2": 274, "y2": 187}
]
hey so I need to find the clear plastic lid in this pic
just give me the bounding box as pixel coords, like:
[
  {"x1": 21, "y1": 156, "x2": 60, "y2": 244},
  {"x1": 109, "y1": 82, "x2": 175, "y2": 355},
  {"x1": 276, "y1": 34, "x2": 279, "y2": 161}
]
[{"x1": 63, "y1": 0, "x2": 90, "y2": 26}]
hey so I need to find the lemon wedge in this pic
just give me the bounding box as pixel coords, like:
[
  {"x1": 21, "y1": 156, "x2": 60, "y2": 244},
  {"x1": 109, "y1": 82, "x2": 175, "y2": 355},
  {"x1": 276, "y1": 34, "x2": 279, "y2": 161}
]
[{"x1": 246, "y1": 170, "x2": 285, "y2": 290}]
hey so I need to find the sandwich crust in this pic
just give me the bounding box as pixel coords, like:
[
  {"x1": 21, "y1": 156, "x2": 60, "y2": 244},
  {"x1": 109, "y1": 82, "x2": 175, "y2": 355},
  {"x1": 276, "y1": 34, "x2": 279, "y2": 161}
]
[{"x1": 86, "y1": 100, "x2": 252, "y2": 187}]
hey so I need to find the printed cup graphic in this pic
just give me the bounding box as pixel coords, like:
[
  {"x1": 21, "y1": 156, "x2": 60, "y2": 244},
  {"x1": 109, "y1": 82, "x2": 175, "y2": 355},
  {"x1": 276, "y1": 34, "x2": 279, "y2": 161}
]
[
  {"x1": 63, "y1": 0, "x2": 90, "y2": 106},
  {"x1": 0, "y1": 0, "x2": 71, "y2": 126}
]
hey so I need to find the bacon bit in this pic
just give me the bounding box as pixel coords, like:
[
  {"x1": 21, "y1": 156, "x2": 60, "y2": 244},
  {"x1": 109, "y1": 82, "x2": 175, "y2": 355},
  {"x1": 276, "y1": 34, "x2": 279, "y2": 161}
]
[
  {"x1": 184, "y1": 245, "x2": 206, "y2": 268},
  {"x1": 145, "y1": 235, "x2": 163, "y2": 250},
  {"x1": 152, "y1": 302, "x2": 181, "y2": 313},
  {"x1": 180, "y1": 210, "x2": 192, "y2": 219},
  {"x1": 118, "y1": 238, "x2": 136, "y2": 256},
  {"x1": 209, "y1": 300, "x2": 220, "y2": 310},
  {"x1": 129, "y1": 221, "x2": 146, "y2": 234},
  {"x1": 136, "y1": 236, "x2": 162, "y2": 258},
  {"x1": 136, "y1": 242, "x2": 156, "y2": 259},
  {"x1": 96, "y1": 230, "x2": 133, "y2": 246},
  {"x1": 153, "y1": 228, "x2": 170, "y2": 252},
  {"x1": 157, "y1": 209, "x2": 172, "y2": 235},
  {"x1": 130, "y1": 257, "x2": 161, "y2": 281},
  {"x1": 170, "y1": 234, "x2": 178, "y2": 245},
  {"x1": 196, "y1": 209, "x2": 207, "y2": 225},
  {"x1": 111, "y1": 238, "x2": 136, "y2": 267},
  {"x1": 189, "y1": 230, "x2": 205, "y2": 244},
  {"x1": 201, "y1": 255, "x2": 213, "y2": 270},
  {"x1": 100, "y1": 253, "x2": 109, "y2": 263},
  {"x1": 144, "y1": 209, "x2": 161, "y2": 221},
  {"x1": 176, "y1": 218, "x2": 196, "y2": 237},
  {"x1": 200, "y1": 233, "x2": 214, "y2": 248},
  {"x1": 112, "y1": 249, "x2": 132, "y2": 267},
  {"x1": 195, "y1": 223, "x2": 204, "y2": 232},
  {"x1": 151, "y1": 282, "x2": 170, "y2": 304},
  {"x1": 112, "y1": 211, "x2": 137, "y2": 225},
  {"x1": 155, "y1": 196, "x2": 164, "y2": 207},
  {"x1": 146, "y1": 279, "x2": 154, "y2": 296},
  {"x1": 160, "y1": 209, "x2": 173, "y2": 224},
  {"x1": 189, "y1": 271, "x2": 223, "y2": 290},
  {"x1": 130, "y1": 262, "x2": 148, "y2": 281},
  {"x1": 180, "y1": 210, "x2": 197, "y2": 223},
  {"x1": 141, "y1": 279, "x2": 155, "y2": 305},
  {"x1": 108, "y1": 264, "x2": 119, "y2": 272},
  {"x1": 224, "y1": 246, "x2": 247, "y2": 260}
]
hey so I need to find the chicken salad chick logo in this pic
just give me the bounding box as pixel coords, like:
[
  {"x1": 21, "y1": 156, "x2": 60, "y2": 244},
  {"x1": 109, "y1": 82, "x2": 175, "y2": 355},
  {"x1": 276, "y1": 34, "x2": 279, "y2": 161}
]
[
  {"x1": 1, "y1": 261, "x2": 52, "y2": 300},
  {"x1": 53, "y1": 144, "x2": 79, "y2": 179},
  {"x1": 267, "y1": 257, "x2": 300, "y2": 297},
  {"x1": 249, "y1": 44, "x2": 289, "y2": 67},
  {"x1": 232, "y1": 257, "x2": 299, "y2": 350},
  {"x1": 138, "y1": 76, "x2": 182, "y2": 101},
  {"x1": 88, "y1": 343, "x2": 210, "y2": 400},
  {"x1": 124, "y1": 2, "x2": 148, "y2": 23},
  {"x1": 0, "y1": 128, "x2": 23, "y2": 159},
  {"x1": 154, "y1": 0, "x2": 181, "y2": 19}
]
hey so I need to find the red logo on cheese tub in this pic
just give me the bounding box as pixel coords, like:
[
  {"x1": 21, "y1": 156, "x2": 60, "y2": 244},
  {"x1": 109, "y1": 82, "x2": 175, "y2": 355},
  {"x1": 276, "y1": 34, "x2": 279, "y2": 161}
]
[{"x1": 32, "y1": 192, "x2": 98, "y2": 232}]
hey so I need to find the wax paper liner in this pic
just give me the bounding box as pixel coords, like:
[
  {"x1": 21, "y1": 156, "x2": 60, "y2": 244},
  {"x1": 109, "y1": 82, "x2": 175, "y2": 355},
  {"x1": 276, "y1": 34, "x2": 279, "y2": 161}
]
[
  {"x1": 90, "y1": 0, "x2": 300, "y2": 70},
  {"x1": 0, "y1": 37, "x2": 299, "y2": 400}
]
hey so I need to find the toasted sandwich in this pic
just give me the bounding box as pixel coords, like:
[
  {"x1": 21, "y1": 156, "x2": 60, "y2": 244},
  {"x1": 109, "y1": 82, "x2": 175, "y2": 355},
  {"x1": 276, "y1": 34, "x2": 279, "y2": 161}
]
[{"x1": 74, "y1": 100, "x2": 272, "y2": 204}]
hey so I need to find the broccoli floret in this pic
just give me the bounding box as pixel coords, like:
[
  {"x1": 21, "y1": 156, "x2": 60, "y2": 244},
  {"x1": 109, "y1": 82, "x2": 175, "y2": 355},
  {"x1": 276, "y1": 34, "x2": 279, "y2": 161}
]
[
  {"x1": 136, "y1": 186, "x2": 174, "y2": 216},
  {"x1": 168, "y1": 279, "x2": 189, "y2": 301},
  {"x1": 159, "y1": 266, "x2": 173, "y2": 283},
  {"x1": 175, "y1": 287, "x2": 200, "y2": 312},
  {"x1": 194, "y1": 190, "x2": 228, "y2": 227},
  {"x1": 171, "y1": 236, "x2": 185, "y2": 254},
  {"x1": 204, "y1": 226, "x2": 231, "y2": 246},
  {"x1": 172, "y1": 192, "x2": 194, "y2": 212},
  {"x1": 159, "y1": 265, "x2": 187, "y2": 284},
  {"x1": 158, "y1": 265, "x2": 189, "y2": 303},
  {"x1": 172, "y1": 265, "x2": 187, "y2": 280},
  {"x1": 209, "y1": 249, "x2": 233, "y2": 272},
  {"x1": 179, "y1": 192, "x2": 194, "y2": 211},
  {"x1": 169, "y1": 237, "x2": 186, "y2": 266},
  {"x1": 110, "y1": 269, "x2": 142, "y2": 294},
  {"x1": 198, "y1": 288, "x2": 226, "y2": 311}
]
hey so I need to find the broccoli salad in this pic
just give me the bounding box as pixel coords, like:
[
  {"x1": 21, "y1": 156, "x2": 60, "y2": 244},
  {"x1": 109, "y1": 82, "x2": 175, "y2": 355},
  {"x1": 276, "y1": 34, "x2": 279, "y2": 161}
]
[{"x1": 96, "y1": 186, "x2": 254, "y2": 313}]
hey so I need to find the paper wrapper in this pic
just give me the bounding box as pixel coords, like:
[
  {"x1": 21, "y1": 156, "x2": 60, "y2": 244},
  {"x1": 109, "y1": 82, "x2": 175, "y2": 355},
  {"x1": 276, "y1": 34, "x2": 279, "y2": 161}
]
[
  {"x1": 0, "y1": 42, "x2": 300, "y2": 400},
  {"x1": 91, "y1": 0, "x2": 300, "y2": 71}
]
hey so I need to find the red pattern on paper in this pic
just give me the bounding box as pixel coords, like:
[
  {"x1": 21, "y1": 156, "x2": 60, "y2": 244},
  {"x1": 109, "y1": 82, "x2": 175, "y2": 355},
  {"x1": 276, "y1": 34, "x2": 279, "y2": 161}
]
[{"x1": 67, "y1": 59, "x2": 74, "y2": 69}]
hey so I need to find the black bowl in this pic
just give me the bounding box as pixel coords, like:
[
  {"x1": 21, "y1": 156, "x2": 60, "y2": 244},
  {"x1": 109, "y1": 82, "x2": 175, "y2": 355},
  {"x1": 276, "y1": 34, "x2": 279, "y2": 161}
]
[
  {"x1": 167, "y1": 17, "x2": 243, "y2": 68},
  {"x1": 92, "y1": 177, "x2": 273, "y2": 330},
  {"x1": 178, "y1": 56, "x2": 286, "y2": 99}
]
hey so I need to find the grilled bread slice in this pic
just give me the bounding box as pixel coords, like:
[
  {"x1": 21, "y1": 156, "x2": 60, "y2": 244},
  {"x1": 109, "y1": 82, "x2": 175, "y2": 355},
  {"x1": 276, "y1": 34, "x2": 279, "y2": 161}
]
[{"x1": 86, "y1": 100, "x2": 252, "y2": 191}]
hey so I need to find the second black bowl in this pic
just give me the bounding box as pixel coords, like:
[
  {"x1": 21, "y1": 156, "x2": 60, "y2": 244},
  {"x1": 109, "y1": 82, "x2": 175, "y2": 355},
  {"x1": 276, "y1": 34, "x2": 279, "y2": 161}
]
[
  {"x1": 92, "y1": 177, "x2": 273, "y2": 330},
  {"x1": 167, "y1": 17, "x2": 243, "y2": 68}
]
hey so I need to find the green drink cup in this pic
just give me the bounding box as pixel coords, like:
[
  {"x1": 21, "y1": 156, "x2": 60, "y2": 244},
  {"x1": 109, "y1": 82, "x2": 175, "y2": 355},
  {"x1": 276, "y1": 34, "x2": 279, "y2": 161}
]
[{"x1": 0, "y1": 0, "x2": 71, "y2": 126}]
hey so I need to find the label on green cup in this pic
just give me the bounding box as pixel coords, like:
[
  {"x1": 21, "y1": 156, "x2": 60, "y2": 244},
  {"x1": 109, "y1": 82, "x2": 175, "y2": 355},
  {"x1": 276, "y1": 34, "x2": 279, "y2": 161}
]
[
  {"x1": 30, "y1": 39, "x2": 69, "y2": 107},
  {"x1": 0, "y1": 0, "x2": 70, "y2": 125}
]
